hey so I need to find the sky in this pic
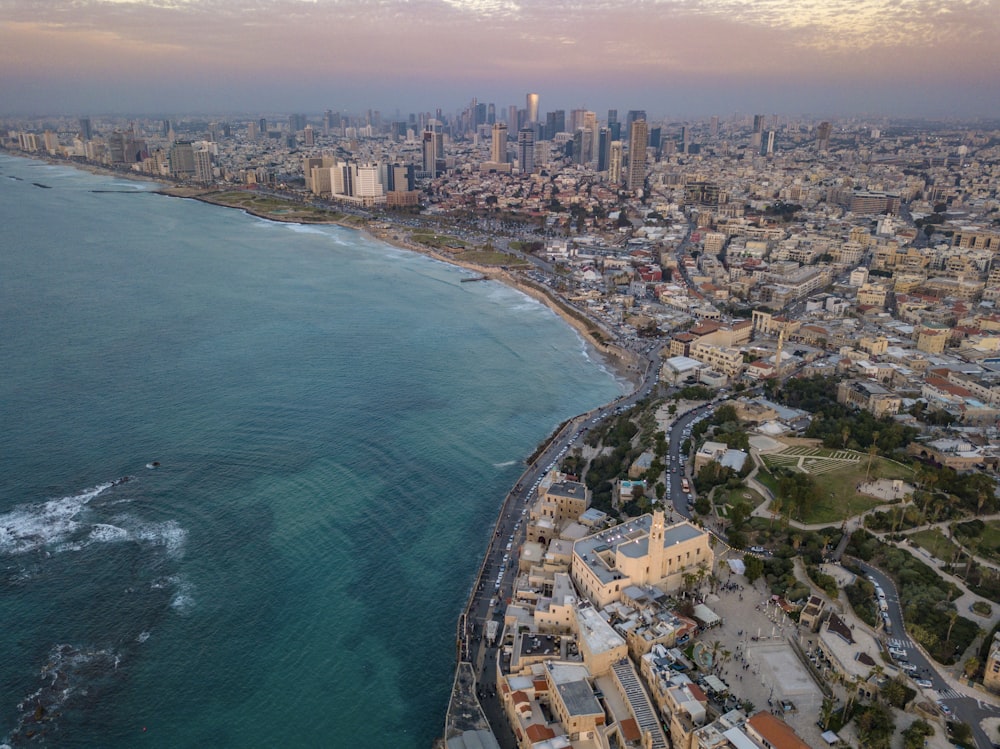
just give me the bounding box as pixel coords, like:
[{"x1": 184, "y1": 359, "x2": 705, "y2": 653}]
[{"x1": 2, "y1": 0, "x2": 999, "y2": 118}]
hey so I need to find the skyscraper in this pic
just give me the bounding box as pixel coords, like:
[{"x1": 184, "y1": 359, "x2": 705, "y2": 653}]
[
  {"x1": 526, "y1": 93, "x2": 539, "y2": 124},
  {"x1": 422, "y1": 126, "x2": 443, "y2": 177},
  {"x1": 817, "y1": 121, "x2": 832, "y2": 151},
  {"x1": 78, "y1": 118, "x2": 93, "y2": 141},
  {"x1": 626, "y1": 119, "x2": 647, "y2": 191},
  {"x1": 517, "y1": 127, "x2": 535, "y2": 174},
  {"x1": 608, "y1": 141, "x2": 623, "y2": 184},
  {"x1": 625, "y1": 110, "x2": 646, "y2": 141},
  {"x1": 491, "y1": 122, "x2": 508, "y2": 163},
  {"x1": 598, "y1": 128, "x2": 611, "y2": 172},
  {"x1": 608, "y1": 110, "x2": 621, "y2": 141},
  {"x1": 583, "y1": 111, "x2": 598, "y2": 162},
  {"x1": 544, "y1": 110, "x2": 565, "y2": 140}
]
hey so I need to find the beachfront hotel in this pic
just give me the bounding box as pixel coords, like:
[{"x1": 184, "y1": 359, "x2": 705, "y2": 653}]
[{"x1": 571, "y1": 510, "x2": 713, "y2": 608}]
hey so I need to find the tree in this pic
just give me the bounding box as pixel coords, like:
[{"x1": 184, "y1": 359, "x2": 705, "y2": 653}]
[
  {"x1": 946, "y1": 607, "x2": 960, "y2": 646},
  {"x1": 819, "y1": 696, "x2": 836, "y2": 731},
  {"x1": 902, "y1": 719, "x2": 934, "y2": 749},
  {"x1": 743, "y1": 554, "x2": 764, "y2": 584}
]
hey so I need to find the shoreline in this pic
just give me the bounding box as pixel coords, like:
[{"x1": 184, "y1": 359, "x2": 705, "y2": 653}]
[{"x1": 3, "y1": 149, "x2": 641, "y2": 387}]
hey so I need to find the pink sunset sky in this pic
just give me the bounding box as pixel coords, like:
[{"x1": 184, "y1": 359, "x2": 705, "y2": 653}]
[{"x1": 2, "y1": 0, "x2": 998, "y2": 116}]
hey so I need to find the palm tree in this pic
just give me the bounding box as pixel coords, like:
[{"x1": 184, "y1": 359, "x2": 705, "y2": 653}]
[
  {"x1": 865, "y1": 431, "x2": 880, "y2": 483},
  {"x1": 819, "y1": 696, "x2": 836, "y2": 731},
  {"x1": 945, "y1": 608, "x2": 960, "y2": 646}
]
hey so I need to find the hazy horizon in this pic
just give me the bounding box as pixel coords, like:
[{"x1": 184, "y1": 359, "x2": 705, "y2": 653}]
[{"x1": 2, "y1": 0, "x2": 999, "y2": 119}]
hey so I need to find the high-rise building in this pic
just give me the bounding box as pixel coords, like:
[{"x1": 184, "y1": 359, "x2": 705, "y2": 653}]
[
  {"x1": 78, "y1": 118, "x2": 93, "y2": 141},
  {"x1": 526, "y1": 93, "x2": 539, "y2": 124},
  {"x1": 626, "y1": 119, "x2": 647, "y2": 191},
  {"x1": 517, "y1": 127, "x2": 535, "y2": 174},
  {"x1": 598, "y1": 128, "x2": 611, "y2": 172},
  {"x1": 289, "y1": 113, "x2": 307, "y2": 132},
  {"x1": 817, "y1": 121, "x2": 832, "y2": 151},
  {"x1": 168, "y1": 141, "x2": 196, "y2": 178},
  {"x1": 608, "y1": 109, "x2": 621, "y2": 141},
  {"x1": 193, "y1": 149, "x2": 213, "y2": 183},
  {"x1": 303, "y1": 125, "x2": 315, "y2": 146},
  {"x1": 422, "y1": 127, "x2": 443, "y2": 177},
  {"x1": 583, "y1": 111, "x2": 598, "y2": 162},
  {"x1": 507, "y1": 105, "x2": 517, "y2": 128},
  {"x1": 609, "y1": 141, "x2": 623, "y2": 184},
  {"x1": 544, "y1": 110, "x2": 565, "y2": 140},
  {"x1": 258, "y1": 118, "x2": 267, "y2": 135},
  {"x1": 625, "y1": 110, "x2": 646, "y2": 141},
  {"x1": 572, "y1": 128, "x2": 593, "y2": 165},
  {"x1": 487, "y1": 103, "x2": 496, "y2": 125},
  {"x1": 764, "y1": 130, "x2": 776, "y2": 156},
  {"x1": 490, "y1": 122, "x2": 508, "y2": 163},
  {"x1": 709, "y1": 115, "x2": 719, "y2": 137}
]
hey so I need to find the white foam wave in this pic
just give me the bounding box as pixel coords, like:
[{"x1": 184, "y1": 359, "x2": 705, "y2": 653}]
[
  {"x1": 283, "y1": 223, "x2": 329, "y2": 236},
  {"x1": 137, "y1": 631, "x2": 150, "y2": 643},
  {"x1": 0, "y1": 483, "x2": 112, "y2": 555},
  {"x1": 170, "y1": 579, "x2": 195, "y2": 613},
  {"x1": 135, "y1": 519, "x2": 186, "y2": 557},
  {"x1": 493, "y1": 460, "x2": 517, "y2": 468},
  {"x1": 0, "y1": 483, "x2": 187, "y2": 559},
  {"x1": 89, "y1": 523, "x2": 129, "y2": 544}
]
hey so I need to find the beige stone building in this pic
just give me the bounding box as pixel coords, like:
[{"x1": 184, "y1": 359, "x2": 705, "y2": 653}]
[
  {"x1": 916, "y1": 325, "x2": 949, "y2": 354},
  {"x1": 571, "y1": 511, "x2": 713, "y2": 608},
  {"x1": 836, "y1": 379, "x2": 902, "y2": 417},
  {"x1": 984, "y1": 632, "x2": 1000, "y2": 694}
]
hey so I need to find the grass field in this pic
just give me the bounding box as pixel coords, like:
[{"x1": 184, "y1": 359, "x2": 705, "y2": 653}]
[
  {"x1": 760, "y1": 447, "x2": 913, "y2": 525},
  {"x1": 909, "y1": 528, "x2": 963, "y2": 564},
  {"x1": 207, "y1": 191, "x2": 345, "y2": 223},
  {"x1": 714, "y1": 486, "x2": 765, "y2": 515},
  {"x1": 459, "y1": 250, "x2": 528, "y2": 266},
  {"x1": 410, "y1": 232, "x2": 467, "y2": 250}
]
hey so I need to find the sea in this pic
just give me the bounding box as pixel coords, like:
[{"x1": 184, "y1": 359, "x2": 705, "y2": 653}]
[{"x1": 0, "y1": 153, "x2": 625, "y2": 748}]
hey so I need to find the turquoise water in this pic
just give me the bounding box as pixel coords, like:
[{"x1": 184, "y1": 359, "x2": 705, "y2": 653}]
[{"x1": 0, "y1": 155, "x2": 624, "y2": 748}]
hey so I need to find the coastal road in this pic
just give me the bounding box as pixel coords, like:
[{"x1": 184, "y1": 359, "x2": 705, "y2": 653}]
[{"x1": 455, "y1": 338, "x2": 666, "y2": 744}]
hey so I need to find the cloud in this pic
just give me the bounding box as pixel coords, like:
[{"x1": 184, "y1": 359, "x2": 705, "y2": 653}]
[{"x1": 0, "y1": 0, "x2": 997, "y2": 114}]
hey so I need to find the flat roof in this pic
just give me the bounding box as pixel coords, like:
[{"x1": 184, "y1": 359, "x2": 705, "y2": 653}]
[{"x1": 556, "y1": 679, "x2": 603, "y2": 717}]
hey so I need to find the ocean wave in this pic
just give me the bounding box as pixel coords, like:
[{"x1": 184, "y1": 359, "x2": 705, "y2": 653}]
[
  {"x1": 0, "y1": 483, "x2": 113, "y2": 555},
  {"x1": 283, "y1": 223, "x2": 329, "y2": 236},
  {"x1": 493, "y1": 460, "x2": 517, "y2": 468},
  {"x1": 0, "y1": 483, "x2": 186, "y2": 559},
  {"x1": 170, "y1": 578, "x2": 196, "y2": 613}
]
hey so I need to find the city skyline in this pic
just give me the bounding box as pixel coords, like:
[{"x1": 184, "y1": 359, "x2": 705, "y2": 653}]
[{"x1": 2, "y1": 0, "x2": 999, "y2": 117}]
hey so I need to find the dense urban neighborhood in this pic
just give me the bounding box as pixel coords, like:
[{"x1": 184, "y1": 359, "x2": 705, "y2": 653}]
[{"x1": 8, "y1": 106, "x2": 1000, "y2": 749}]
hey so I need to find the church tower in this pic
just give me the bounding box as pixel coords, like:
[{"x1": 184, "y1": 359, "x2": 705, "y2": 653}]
[{"x1": 648, "y1": 508, "x2": 665, "y2": 581}]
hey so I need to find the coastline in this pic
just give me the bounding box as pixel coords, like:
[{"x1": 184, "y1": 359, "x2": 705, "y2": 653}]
[
  {"x1": 7, "y1": 150, "x2": 650, "y2": 745},
  {"x1": 3, "y1": 149, "x2": 641, "y2": 387}
]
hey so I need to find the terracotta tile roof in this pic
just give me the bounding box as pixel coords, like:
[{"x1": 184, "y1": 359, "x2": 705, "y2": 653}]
[
  {"x1": 747, "y1": 711, "x2": 811, "y2": 749},
  {"x1": 620, "y1": 717, "x2": 642, "y2": 743}
]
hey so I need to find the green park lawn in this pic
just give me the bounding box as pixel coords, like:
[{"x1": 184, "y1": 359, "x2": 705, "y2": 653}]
[
  {"x1": 714, "y1": 486, "x2": 765, "y2": 518},
  {"x1": 760, "y1": 450, "x2": 913, "y2": 525},
  {"x1": 908, "y1": 528, "x2": 963, "y2": 564}
]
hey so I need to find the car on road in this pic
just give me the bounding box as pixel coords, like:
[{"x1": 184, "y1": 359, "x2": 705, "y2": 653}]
[
  {"x1": 915, "y1": 678, "x2": 933, "y2": 688},
  {"x1": 937, "y1": 701, "x2": 953, "y2": 716}
]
